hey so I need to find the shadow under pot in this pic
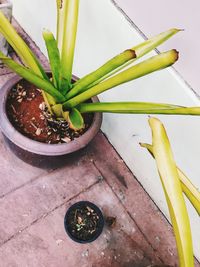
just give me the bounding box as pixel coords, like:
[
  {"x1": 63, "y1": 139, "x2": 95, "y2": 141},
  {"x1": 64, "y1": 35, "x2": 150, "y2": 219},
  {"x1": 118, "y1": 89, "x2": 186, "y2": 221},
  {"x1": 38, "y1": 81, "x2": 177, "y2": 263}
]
[
  {"x1": 64, "y1": 201, "x2": 104, "y2": 243},
  {"x1": 0, "y1": 75, "x2": 102, "y2": 168}
]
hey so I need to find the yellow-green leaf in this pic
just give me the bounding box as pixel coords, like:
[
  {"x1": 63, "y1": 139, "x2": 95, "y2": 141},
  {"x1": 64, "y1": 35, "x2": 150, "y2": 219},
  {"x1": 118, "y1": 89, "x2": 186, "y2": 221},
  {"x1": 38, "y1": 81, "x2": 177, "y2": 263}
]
[
  {"x1": 148, "y1": 117, "x2": 194, "y2": 267},
  {"x1": 140, "y1": 143, "x2": 200, "y2": 216},
  {"x1": 63, "y1": 50, "x2": 179, "y2": 109}
]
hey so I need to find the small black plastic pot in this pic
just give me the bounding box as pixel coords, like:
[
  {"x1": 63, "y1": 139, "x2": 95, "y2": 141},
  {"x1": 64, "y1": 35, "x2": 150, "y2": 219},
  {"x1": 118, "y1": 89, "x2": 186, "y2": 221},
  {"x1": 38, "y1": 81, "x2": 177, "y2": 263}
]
[{"x1": 64, "y1": 201, "x2": 104, "y2": 244}]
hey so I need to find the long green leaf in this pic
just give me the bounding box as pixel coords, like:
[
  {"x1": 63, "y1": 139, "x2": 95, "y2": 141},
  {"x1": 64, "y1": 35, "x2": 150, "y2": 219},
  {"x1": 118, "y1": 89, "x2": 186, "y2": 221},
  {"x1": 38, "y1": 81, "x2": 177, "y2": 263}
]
[
  {"x1": 140, "y1": 143, "x2": 200, "y2": 216},
  {"x1": 63, "y1": 50, "x2": 178, "y2": 109},
  {"x1": 0, "y1": 54, "x2": 65, "y2": 102},
  {"x1": 76, "y1": 102, "x2": 200, "y2": 116},
  {"x1": 43, "y1": 30, "x2": 61, "y2": 89},
  {"x1": 76, "y1": 102, "x2": 183, "y2": 113},
  {"x1": 178, "y1": 169, "x2": 200, "y2": 216},
  {"x1": 65, "y1": 49, "x2": 136, "y2": 100},
  {"x1": 0, "y1": 11, "x2": 46, "y2": 78},
  {"x1": 0, "y1": 11, "x2": 56, "y2": 111},
  {"x1": 72, "y1": 28, "x2": 181, "y2": 91},
  {"x1": 43, "y1": 27, "x2": 72, "y2": 96},
  {"x1": 133, "y1": 28, "x2": 182, "y2": 58},
  {"x1": 57, "y1": 0, "x2": 79, "y2": 86},
  {"x1": 148, "y1": 117, "x2": 194, "y2": 267}
]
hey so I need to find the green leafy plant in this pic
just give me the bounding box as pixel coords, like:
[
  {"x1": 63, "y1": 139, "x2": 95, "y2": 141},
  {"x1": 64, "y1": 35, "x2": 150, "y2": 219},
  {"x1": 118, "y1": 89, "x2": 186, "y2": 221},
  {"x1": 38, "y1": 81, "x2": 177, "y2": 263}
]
[
  {"x1": 1, "y1": 1, "x2": 200, "y2": 132},
  {"x1": 140, "y1": 117, "x2": 200, "y2": 267}
]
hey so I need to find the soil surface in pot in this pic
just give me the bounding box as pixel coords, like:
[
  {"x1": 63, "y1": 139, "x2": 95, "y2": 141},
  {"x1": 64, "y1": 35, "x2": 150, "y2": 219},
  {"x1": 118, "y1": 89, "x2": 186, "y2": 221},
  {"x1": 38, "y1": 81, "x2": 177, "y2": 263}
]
[
  {"x1": 66, "y1": 204, "x2": 101, "y2": 241},
  {"x1": 6, "y1": 80, "x2": 93, "y2": 144}
]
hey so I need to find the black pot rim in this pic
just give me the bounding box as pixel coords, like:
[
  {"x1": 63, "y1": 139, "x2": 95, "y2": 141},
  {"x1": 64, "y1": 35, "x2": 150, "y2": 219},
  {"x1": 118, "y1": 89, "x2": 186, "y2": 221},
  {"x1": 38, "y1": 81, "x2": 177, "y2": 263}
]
[
  {"x1": 0, "y1": 74, "x2": 102, "y2": 156},
  {"x1": 64, "y1": 201, "x2": 104, "y2": 244}
]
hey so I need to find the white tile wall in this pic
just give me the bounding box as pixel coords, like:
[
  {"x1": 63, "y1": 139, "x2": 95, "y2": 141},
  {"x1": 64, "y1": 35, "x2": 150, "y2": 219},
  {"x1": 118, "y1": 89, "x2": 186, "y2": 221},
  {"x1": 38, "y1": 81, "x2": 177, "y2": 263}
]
[{"x1": 115, "y1": 0, "x2": 200, "y2": 96}]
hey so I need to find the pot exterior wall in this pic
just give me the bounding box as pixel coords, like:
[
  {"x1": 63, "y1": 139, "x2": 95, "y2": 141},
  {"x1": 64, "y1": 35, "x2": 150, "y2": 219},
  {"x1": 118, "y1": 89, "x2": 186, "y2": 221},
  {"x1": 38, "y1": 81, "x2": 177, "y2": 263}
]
[
  {"x1": 0, "y1": 0, "x2": 12, "y2": 56},
  {"x1": 3, "y1": 134, "x2": 87, "y2": 169}
]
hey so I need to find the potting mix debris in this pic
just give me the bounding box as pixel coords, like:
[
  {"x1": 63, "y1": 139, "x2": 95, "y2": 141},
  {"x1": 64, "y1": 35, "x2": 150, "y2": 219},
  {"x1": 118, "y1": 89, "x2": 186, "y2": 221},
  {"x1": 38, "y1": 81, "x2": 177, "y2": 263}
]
[{"x1": 6, "y1": 82, "x2": 91, "y2": 144}]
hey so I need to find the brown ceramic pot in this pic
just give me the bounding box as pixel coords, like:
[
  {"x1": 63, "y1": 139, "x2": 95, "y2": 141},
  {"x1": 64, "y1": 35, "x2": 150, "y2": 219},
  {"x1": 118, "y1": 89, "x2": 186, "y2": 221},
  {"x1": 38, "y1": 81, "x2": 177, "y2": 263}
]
[{"x1": 0, "y1": 75, "x2": 102, "y2": 168}]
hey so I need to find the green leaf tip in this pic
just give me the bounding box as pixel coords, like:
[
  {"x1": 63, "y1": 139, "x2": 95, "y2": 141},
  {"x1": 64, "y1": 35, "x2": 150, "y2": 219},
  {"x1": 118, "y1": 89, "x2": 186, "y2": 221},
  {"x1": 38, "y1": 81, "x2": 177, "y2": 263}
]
[
  {"x1": 43, "y1": 29, "x2": 61, "y2": 90},
  {"x1": 65, "y1": 48, "x2": 136, "y2": 100},
  {"x1": 63, "y1": 49, "x2": 179, "y2": 109},
  {"x1": 68, "y1": 108, "x2": 84, "y2": 131},
  {"x1": 133, "y1": 28, "x2": 182, "y2": 58}
]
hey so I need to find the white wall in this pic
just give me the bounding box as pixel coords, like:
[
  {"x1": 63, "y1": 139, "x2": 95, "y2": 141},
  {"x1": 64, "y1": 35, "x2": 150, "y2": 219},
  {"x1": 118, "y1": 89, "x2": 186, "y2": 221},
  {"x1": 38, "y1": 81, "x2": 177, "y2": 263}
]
[
  {"x1": 11, "y1": 0, "x2": 200, "y2": 260},
  {"x1": 115, "y1": 0, "x2": 200, "y2": 97}
]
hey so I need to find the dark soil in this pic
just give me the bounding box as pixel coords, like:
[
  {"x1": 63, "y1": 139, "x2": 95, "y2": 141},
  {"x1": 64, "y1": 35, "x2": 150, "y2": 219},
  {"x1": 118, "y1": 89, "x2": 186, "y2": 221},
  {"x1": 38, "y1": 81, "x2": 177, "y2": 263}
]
[
  {"x1": 66, "y1": 204, "x2": 101, "y2": 241},
  {"x1": 6, "y1": 80, "x2": 93, "y2": 144}
]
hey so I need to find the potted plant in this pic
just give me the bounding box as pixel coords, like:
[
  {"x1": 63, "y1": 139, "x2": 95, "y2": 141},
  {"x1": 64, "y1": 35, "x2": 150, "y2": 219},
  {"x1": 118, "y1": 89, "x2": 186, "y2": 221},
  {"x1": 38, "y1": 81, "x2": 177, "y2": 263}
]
[
  {"x1": 64, "y1": 201, "x2": 104, "y2": 243},
  {"x1": 0, "y1": 0, "x2": 12, "y2": 56},
  {"x1": 0, "y1": 0, "x2": 200, "y2": 167},
  {"x1": 141, "y1": 118, "x2": 200, "y2": 267}
]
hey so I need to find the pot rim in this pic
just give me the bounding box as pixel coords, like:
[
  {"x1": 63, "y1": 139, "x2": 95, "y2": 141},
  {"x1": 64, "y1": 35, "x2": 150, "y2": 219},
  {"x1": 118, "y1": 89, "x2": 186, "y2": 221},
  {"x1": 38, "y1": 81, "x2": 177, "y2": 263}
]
[
  {"x1": 0, "y1": 0, "x2": 12, "y2": 8},
  {"x1": 0, "y1": 74, "x2": 102, "y2": 156},
  {"x1": 64, "y1": 201, "x2": 104, "y2": 244}
]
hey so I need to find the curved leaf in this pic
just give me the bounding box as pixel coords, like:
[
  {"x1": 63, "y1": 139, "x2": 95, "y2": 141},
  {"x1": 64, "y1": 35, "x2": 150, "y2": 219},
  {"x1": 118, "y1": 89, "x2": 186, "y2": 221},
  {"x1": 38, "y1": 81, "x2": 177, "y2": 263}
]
[
  {"x1": 148, "y1": 117, "x2": 194, "y2": 267},
  {"x1": 68, "y1": 108, "x2": 84, "y2": 131},
  {"x1": 140, "y1": 143, "x2": 200, "y2": 216}
]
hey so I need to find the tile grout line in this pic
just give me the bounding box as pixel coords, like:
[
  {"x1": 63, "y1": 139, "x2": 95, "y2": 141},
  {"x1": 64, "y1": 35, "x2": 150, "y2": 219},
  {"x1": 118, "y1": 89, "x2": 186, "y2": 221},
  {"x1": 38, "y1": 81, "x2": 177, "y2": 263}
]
[
  {"x1": 91, "y1": 159, "x2": 164, "y2": 264},
  {"x1": 0, "y1": 168, "x2": 56, "y2": 200},
  {"x1": 0, "y1": 158, "x2": 91, "y2": 200},
  {"x1": 0, "y1": 179, "x2": 100, "y2": 248}
]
